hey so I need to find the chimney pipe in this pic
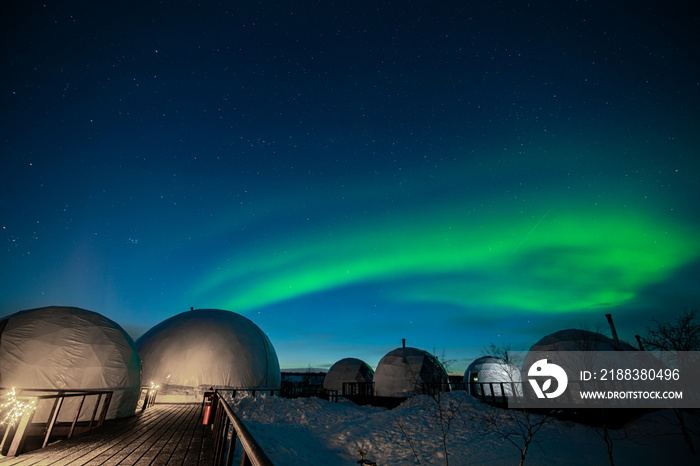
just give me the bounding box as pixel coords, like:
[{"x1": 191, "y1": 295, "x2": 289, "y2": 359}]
[
  {"x1": 402, "y1": 339, "x2": 407, "y2": 362},
  {"x1": 605, "y1": 314, "x2": 621, "y2": 351},
  {"x1": 634, "y1": 335, "x2": 645, "y2": 351}
]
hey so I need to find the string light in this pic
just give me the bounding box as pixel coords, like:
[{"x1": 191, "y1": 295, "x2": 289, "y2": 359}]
[{"x1": 0, "y1": 387, "x2": 36, "y2": 427}]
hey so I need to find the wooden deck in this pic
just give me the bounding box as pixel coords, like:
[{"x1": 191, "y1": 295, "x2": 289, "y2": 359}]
[{"x1": 0, "y1": 403, "x2": 213, "y2": 466}]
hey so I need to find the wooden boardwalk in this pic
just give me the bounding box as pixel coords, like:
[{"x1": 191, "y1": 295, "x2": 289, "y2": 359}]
[{"x1": 0, "y1": 403, "x2": 213, "y2": 466}]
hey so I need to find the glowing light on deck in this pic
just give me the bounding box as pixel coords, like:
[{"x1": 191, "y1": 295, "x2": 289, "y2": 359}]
[{"x1": 0, "y1": 387, "x2": 36, "y2": 427}]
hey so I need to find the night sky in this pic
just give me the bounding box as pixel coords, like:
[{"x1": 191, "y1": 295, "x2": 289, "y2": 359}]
[{"x1": 2, "y1": 1, "x2": 698, "y2": 373}]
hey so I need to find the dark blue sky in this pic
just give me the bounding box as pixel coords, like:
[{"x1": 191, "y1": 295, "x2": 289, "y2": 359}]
[{"x1": 2, "y1": 1, "x2": 698, "y2": 372}]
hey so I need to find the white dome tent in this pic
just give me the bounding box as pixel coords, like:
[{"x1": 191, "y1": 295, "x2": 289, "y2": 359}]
[
  {"x1": 464, "y1": 356, "x2": 522, "y2": 399},
  {"x1": 323, "y1": 358, "x2": 374, "y2": 395},
  {"x1": 528, "y1": 328, "x2": 637, "y2": 353},
  {"x1": 522, "y1": 328, "x2": 658, "y2": 411},
  {"x1": 373, "y1": 344, "x2": 448, "y2": 398},
  {"x1": 0, "y1": 306, "x2": 141, "y2": 419},
  {"x1": 136, "y1": 308, "x2": 281, "y2": 402},
  {"x1": 523, "y1": 328, "x2": 639, "y2": 382}
]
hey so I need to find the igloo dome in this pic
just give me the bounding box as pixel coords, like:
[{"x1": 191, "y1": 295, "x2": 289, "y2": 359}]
[
  {"x1": 464, "y1": 356, "x2": 522, "y2": 398},
  {"x1": 522, "y1": 328, "x2": 638, "y2": 386},
  {"x1": 136, "y1": 308, "x2": 280, "y2": 401},
  {"x1": 0, "y1": 306, "x2": 141, "y2": 419},
  {"x1": 373, "y1": 345, "x2": 448, "y2": 397},
  {"x1": 323, "y1": 358, "x2": 374, "y2": 394},
  {"x1": 528, "y1": 328, "x2": 637, "y2": 352}
]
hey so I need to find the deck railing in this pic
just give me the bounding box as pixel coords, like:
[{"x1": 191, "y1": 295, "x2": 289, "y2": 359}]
[
  {"x1": 0, "y1": 388, "x2": 112, "y2": 457},
  {"x1": 219, "y1": 388, "x2": 279, "y2": 398},
  {"x1": 207, "y1": 390, "x2": 274, "y2": 466},
  {"x1": 139, "y1": 385, "x2": 159, "y2": 411},
  {"x1": 468, "y1": 381, "x2": 523, "y2": 405},
  {"x1": 341, "y1": 381, "x2": 374, "y2": 397},
  {"x1": 468, "y1": 379, "x2": 642, "y2": 406},
  {"x1": 282, "y1": 385, "x2": 338, "y2": 401}
]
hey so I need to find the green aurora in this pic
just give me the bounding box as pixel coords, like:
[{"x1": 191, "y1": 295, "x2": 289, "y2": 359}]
[
  {"x1": 194, "y1": 194, "x2": 699, "y2": 317},
  {"x1": 190, "y1": 137, "x2": 699, "y2": 323}
]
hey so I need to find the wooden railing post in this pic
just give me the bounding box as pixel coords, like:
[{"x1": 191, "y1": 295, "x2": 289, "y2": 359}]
[
  {"x1": 224, "y1": 420, "x2": 236, "y2": 466},
  {"x1": 141, "y1": 388, "x2": 150, "y2": 412},
  {"x1": 212, "y1": 394, "x2": 226, "y2": 463},
  {"x1": 5, "y1": 408, "x2": 36, "y2": 457},
  {"x1": 42, "y1": 396, "x2": 64, "y2": 448},
  {"x1": 68, "y1": 394, "x2": 87, "y2": 439},
  {"x1": 88, "y1": 393, "x2": 102, "y2": 430},
  {"x1": 97, "y1": 392, "x2": 112, "y2": 427}
]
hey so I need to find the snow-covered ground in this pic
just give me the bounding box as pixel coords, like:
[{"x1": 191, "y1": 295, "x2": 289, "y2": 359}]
[{"x1": 228, "y1": 392, "x2": 699, "y2": 465}]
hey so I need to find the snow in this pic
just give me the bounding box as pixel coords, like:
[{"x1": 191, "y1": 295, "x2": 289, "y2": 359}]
[{"x1": 227, "y1": 391, "x2": 699, "y2": 465}]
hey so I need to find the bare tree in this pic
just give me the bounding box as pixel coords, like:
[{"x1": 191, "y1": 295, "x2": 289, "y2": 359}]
[
  {"x1": 483, "y1": 342, "x2": 513, "y2": 362},
  {"x1": 642, "y1": 309, "x2": 699, "y2": 352},
  {"x1": 587, "y1": 409, "x2": 629, "y2": 466},
  {"x1": 474, "y1": 342, "x2": 549, "y2": 465},
  {"x1": 392, "y1": 412, "x2": 423, "y2": 465},
  {"x1": 640, "y1": 309, "x2": 699, "y2": 453},
  {"x1": 476, "y1": 343, "x2": 525, "y2": 401},
  {"x1": 428, "y1": 349, "x2": 459, "y2": 466},
  {"x1": 392, "y1": 348, "x2": 457, "y2": 466},
  {"x1": 477, "y1": 407, "x2": 551, "y2": 466}
]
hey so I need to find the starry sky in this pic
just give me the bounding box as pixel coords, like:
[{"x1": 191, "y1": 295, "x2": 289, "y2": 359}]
[{"x1": 1, "y1": 1, "x2": 698, "y2": 373}]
